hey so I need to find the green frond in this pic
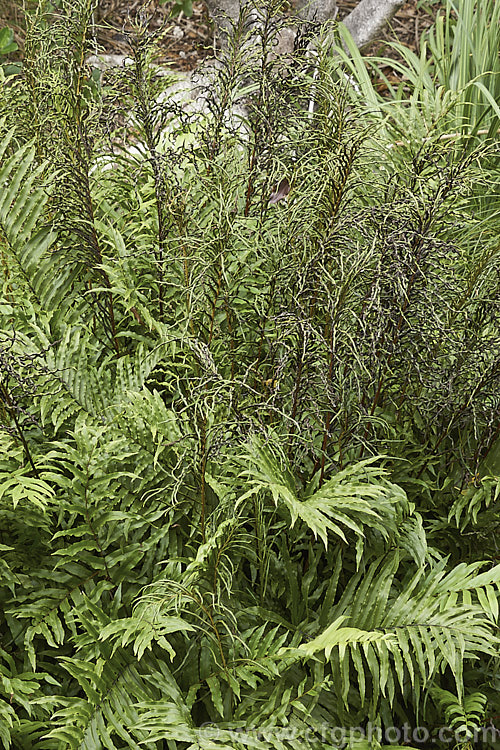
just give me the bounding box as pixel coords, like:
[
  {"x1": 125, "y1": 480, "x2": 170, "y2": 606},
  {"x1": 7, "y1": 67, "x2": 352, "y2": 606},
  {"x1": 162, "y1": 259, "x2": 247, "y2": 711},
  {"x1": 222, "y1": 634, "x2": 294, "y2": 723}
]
[
  {"x1": 238, "y1": 437, "x2": 408, "y2": 547},
  {"x1": 293, "y1": 554, "x2": 500, "y2": 712},
  {"x1": 100, "y1": 615, "x2": 195, "y2": 661},
  {"x1": 449, "y1": 475, "x2": 500, "y2": 531},
  {"x1": 0, "y1": 702, "x2": 15, "y2": 750},
  {"x1": 431, "y1": 686, "x2": 488, "y2": 742},
  {"x1": 0, "y1": 135, "x2": 60, "y2": 305},
  {"x1": 0, "y1": 468, "x2": 54, "y2": 511}
]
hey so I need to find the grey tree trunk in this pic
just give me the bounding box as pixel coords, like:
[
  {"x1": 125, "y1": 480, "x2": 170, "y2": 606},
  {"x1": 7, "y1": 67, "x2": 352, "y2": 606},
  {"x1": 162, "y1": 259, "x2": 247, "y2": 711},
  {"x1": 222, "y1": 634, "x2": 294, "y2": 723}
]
[
  {"x1": 343, "y1": 0, "x2": 407, "y2": 49},
  {"x1": 203, "y1": 0, "x2": 407, "y2": 51}
]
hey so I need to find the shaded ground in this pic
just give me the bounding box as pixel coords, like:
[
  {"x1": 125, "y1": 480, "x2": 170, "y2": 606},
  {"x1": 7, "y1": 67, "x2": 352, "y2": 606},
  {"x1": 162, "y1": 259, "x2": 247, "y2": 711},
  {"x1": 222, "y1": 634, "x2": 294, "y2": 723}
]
[
  {"x1": 94, "y1": 0, "x2": 214, "y2": 71},
  {"x1": 2, "y1": 0, "x2": 438, "y2": 74},
  {"x1": 94, "y1": 0, "x2": 437, "y2": 72}
]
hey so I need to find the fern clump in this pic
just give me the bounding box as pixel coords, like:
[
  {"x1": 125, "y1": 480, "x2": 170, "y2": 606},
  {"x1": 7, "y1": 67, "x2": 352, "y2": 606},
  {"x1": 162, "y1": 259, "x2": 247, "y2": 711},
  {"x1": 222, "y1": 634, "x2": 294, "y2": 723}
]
[{"x1": 0, "y1": 0, "x2": 499, "y2": 747}]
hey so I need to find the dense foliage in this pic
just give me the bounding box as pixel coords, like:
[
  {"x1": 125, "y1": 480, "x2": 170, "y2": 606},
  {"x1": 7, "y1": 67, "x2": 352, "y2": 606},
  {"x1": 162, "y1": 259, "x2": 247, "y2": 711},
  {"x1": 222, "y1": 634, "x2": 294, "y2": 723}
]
[{"x1": 0, "y1": 0, "x2": 499, "y2": 747}]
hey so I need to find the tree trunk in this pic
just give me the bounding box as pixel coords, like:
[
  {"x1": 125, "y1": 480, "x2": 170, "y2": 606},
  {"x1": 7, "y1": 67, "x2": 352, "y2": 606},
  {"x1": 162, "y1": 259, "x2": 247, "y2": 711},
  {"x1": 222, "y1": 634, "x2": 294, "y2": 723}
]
[
  {"x1": 204, "y1": 0, "x2": 408, "y2": 52},
  {"x1": 343, "y1": 0, "x2": 407, "y2": 49}
]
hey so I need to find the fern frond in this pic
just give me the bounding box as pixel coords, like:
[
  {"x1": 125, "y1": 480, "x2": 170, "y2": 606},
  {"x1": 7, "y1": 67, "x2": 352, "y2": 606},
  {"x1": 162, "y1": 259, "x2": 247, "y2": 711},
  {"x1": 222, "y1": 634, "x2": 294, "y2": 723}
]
[
  {"x1": 449, "y1": 475, "x2": 500, "y2": 531},
  {"x1": 238, "y1": 437, "x2": 408, "y2": 547},
  {"x1": 431, "y1": 686, "x2": 488, "y2": 742},
  {"x1": 0, "y1": 135, "x2": 60, "y2": 306},
  {"x1": 0, "y1": 467, "x2": 54, "y2": 511},
  {"x1": 100, "y1": 615, "x2": 195, "y2": 661},
  {"x1": 295, "y1": 555, "x2": 500, "y2": 712}
]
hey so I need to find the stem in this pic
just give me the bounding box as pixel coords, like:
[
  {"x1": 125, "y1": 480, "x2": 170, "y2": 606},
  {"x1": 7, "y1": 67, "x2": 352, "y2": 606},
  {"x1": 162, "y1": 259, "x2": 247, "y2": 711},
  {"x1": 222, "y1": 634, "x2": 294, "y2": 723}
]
[
  {"x1": 83, "y1": 452, "x2": 113, "y2": 583},
  {"x1": 199, "y1": 413, "x2": 207, "y2": 543},
  {"x1": 208, "y1": 263, "x2": 224, "y2": 346},
  {"x1": 288, "y1": 328, "x2": 305, "y2": 457},
  {"x1": 359, "y1": 228, "x2": 427, "y2": 457},
  {"x1": 0, "y1": 381, "x2": 40, "y2": 478},
  {"x1": 133, "y1": 47, "x2": 166, "y2": 319}
]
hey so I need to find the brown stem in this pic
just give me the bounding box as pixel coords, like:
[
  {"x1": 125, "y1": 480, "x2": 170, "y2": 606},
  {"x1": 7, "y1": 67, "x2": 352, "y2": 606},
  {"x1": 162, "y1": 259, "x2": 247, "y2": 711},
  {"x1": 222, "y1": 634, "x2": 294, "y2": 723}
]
[
  {"x1": 244, "y1": 147, "x2": 258, "y2": 218},
  {"x1": 199, "y1": 414, "x2": 207, "y2": 543},
  {"x1": 208, "y1": 264, "x2": 223, "y2": 346},
  {"x1": 359, "y1": 231, "x2": 426, "y2": 457},
  {"x1": 133, "y1": 51, "x2": 166, "y2": 319},
  {"x1": 288, "y1": 329, "x2": 305, "y2": 457},
  {"x1": 223, "y1": 295, "x2": 236, "y2": 381},
  {"x1": 316, "y1": 324, "x2": 335, "y2": 485},
  {"x1": 0, "y1": 381, "x2": 40, "y2": 478}
]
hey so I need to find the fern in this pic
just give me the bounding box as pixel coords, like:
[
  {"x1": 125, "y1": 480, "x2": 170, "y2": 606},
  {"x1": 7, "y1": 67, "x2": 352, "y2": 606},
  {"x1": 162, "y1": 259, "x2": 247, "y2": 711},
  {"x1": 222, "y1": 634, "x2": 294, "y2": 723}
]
[
  {"x1": 238, "y1": 437, "x2": 409, "y2": 550},
  {"x1": 0, "y1": 0, "x2": 499, "y2": 747},
  {"x1": 296, "y1": 555, "x2": 500, "y2": 712},
  {"x1": 431, "y1": 687, "x2": 488, "y2": 744},
  {"x1": 0, "y1": 132, "x2": 59, "y2": 306}
]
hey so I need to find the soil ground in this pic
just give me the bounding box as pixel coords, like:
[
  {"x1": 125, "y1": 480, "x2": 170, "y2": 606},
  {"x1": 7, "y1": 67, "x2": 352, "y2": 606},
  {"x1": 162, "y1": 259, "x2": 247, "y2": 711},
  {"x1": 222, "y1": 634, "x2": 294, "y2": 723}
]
[
  {"x1": 92, "y1": 0, "x2": 437, "y2": 72},
  {"x1": 2, "y1": 0, "x2": 438, "y2": 76}
]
